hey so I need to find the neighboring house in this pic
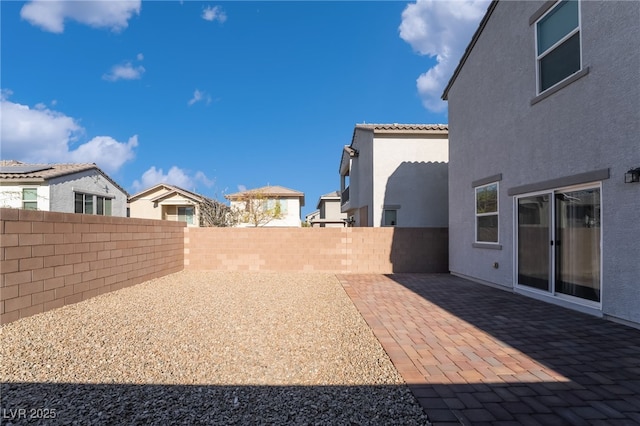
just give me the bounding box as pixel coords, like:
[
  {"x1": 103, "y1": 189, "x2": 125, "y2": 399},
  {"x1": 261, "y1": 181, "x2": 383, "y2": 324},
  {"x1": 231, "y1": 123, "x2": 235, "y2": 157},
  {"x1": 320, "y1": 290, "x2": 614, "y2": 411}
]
[
  {"x1": 339, "y1": 124, "x2": 449, "y2": 227},
  {"x1": 304, "y1": 210, "x2": 320, "y2": 226},
  {"x1": 0, "y1": 160, "x2": 128, "y2": 216},
  {"x1": 309, "y1": 191, "x2": 347, "y2": 227},
  {"x1": 128, "y1": 184, "x2": 224, "y2": 227},
  {"x1": 225, "y1": 185, "x2": 305, "y2": 227},
  {"x1": 442, "y1": 1, "x2": 640, "y2": 327}
]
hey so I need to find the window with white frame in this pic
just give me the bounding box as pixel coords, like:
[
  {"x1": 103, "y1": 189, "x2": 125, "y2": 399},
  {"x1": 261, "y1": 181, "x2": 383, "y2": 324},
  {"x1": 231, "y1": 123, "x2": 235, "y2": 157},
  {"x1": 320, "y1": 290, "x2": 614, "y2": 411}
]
[
  {"x1": 96, "y1": 196, "x2": 112, "y2": 216},
  {"x1": 22, "y1": 188, "x2": 38, "y2": 210},
  {"x1": 383, "y1": 209, "x2": 397, "y2": 227},
  {"x1": 75, "y1": 192, "x2": 112, "y2": 215},
  {"x1": 536, "y1": 0, "x2": 581, "y2": 93},
  {"x1": 475, "y1": 183, "x2": 499, "y2": 243}
]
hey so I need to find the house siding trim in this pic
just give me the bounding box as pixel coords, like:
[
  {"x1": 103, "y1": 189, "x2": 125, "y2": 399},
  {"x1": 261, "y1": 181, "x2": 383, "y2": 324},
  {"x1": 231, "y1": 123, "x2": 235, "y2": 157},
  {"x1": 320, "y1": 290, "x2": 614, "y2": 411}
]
[
  {"x1": 472, "y1": 173, "x2": 503, "y2": 188},
  {"x1": 507, "y1": 168, "x2": 609, "y2": 196},
  {"x1": 529, "y1": 0, "x2": 560, "y2": 25},
  {"x1": 472, "y1": 242, "x2": 503, "y2": 250},
  {"x1": 530, "y1": 67, "x2": 590, "y2": 105}
]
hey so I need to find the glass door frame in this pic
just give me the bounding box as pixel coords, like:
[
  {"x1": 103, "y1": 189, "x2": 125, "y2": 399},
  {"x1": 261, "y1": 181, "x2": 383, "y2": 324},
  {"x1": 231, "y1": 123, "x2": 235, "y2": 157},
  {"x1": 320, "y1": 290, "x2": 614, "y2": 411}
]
[{"x1": 513, "y1": 182, "x2": 603, "y2": 311}]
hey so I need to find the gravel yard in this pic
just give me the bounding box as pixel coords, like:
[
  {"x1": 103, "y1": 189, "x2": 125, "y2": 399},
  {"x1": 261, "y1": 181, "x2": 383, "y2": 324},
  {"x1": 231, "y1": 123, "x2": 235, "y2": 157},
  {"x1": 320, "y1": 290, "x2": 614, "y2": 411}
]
[{"x1": 1, "y1": 271, "x2": 429, "y2": 425}]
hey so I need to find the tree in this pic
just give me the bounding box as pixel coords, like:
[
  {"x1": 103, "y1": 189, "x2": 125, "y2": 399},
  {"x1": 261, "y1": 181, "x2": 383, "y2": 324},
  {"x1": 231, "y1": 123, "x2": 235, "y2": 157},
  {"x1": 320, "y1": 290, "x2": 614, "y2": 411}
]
[
  {"x1": 198, "y1": 197, "x2": 238, "y2": 227},
  {"x1": 232, "y1": 189, "x2": 284, "y2": 227}
]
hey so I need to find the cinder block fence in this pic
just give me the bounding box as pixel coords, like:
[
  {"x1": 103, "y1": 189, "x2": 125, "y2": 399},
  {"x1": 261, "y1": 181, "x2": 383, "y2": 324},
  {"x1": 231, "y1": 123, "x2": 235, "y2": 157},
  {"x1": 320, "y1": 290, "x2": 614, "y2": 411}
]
[
  {"x1": 184, "y1": 227, "x2": 448, "y2": 273},
  {"x1": 0, "y1": 208, "x2": 184, "y2": 324},
  {"x1": 1, "y1": 207, "x2": 448, "y2": 323}
]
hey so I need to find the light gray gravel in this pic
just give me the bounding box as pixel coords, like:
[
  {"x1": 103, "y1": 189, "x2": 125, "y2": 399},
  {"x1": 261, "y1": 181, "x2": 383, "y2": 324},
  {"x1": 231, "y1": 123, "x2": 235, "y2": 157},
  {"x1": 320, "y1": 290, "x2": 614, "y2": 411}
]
[{"x1": 1, "y1": 271, "x2": 429, "y2": 425}]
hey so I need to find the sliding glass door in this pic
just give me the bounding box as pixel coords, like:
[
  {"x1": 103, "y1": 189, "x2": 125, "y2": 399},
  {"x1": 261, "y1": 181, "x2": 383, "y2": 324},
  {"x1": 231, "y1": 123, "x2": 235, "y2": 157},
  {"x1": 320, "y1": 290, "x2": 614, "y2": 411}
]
[
  {"x1": 554, "y1": 188, "x2": 601, "y2": 302},
  {"x1": 516, "y1": 185, "x2": 601, "y2": 304},
  {"x1": 517, "y1": 194, "x2": 551, "y2": 291}
]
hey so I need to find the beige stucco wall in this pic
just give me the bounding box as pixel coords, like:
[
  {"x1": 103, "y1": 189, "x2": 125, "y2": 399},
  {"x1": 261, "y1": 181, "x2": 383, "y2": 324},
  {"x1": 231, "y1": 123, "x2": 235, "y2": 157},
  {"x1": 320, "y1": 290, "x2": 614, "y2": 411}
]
[
  {"x1": 231, "y1": 197, "x2": 302, "y2": 227},
  {"x1": 373, "y1": 134, "x2": 449, "y2": 227},
  {"x1": 129, "y1": 190, "x2": 200, "y2": 226},
  {"x1": 0, "y1": 185, "x2": 50, "y2": 211}
]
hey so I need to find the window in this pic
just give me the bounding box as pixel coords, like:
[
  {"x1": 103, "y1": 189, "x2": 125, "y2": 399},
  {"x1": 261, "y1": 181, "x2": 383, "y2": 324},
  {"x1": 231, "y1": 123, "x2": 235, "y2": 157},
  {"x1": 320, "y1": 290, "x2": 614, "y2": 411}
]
[
  {"x1": 22, "y1": 188, "x2": 38, "y2": 210},
  {"x1": 178, "y1": 206, "x2": 194, "y2": 225},
  {"x1": 383, "y1": 209, "x2": 397, "y2": 227},
  {"x1": 75, "y1": 193, "x2": 87, "y2": 214},
  {"x1": 536, "y1": 0, "x2": 581, "y2": 93},
  {"x1": 96, "y1": 196, "x2": 112, "y2": 216},
  {"x1": 475, "y1": 183, "x2": 499, "y2": 243},
  {"x1": 265, "y1": 199, "x2": 287, "y2": 215},
  {"x1": 75, "y1": 192, "x2": 112, "y2": 215}
]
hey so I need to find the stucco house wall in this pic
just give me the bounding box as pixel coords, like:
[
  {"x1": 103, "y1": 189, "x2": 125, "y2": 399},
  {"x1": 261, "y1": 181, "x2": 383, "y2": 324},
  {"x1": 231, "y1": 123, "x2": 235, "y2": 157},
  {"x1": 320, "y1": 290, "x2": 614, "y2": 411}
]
[
  {"x1": 231, "y1": 197, "x2": 302, "y2": 227},
  {"x1": 320, "y1": 198, "x2": 347, "y2": 227},
  {"x1": 445, "y1": 1, "x2": 640, "y2": 326},
  {"x1": 0, "y1": 185, "x2": 50, "y2": 211},
  {"x1": 0, "y1": 164, "x2": 127, "y2": 217},
  {"x1": 49, "y1": 169, "x2": 127, "y2": 217},
  {"x1": 341, "y1": 125, "x2": 449, "y2": 228},
  {"x1": 130, "y1": 193, "x2": 199, "y2": 224},
  {"x1": 128, "y1": 184, "x2": 220, "y2": 227},
  {"x1": 373, "y1": 136, "x2": 448, "y2": 227},
  {"x1": 128, "y1": 196, "x2": 160, "y2": 221},
  {"x1": 347, "y1": 129, "x2": 374, "y2": 226}
]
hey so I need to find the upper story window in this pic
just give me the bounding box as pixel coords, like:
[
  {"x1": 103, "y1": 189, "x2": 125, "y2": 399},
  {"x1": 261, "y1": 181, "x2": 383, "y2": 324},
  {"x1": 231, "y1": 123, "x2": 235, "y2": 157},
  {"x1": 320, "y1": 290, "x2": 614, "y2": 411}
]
[
  {"x1": 475, "y1": 182, "x2": 499, "y2": 243},
  {"x1": 22, "y1": 188, "x2": 38, "y2": 210},
  {"x1": 536, "y1": 0, "x2": 581, "y2": 93},
  {"x1": 383, "y1": 209, "x2": 397, "y2": 227}
]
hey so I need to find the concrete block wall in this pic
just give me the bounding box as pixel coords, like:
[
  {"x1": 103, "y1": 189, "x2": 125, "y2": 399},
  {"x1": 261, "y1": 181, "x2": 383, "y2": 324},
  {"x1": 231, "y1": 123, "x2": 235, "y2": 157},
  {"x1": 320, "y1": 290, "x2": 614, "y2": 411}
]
[
  {"x1": 0, "y1": 208, "x2": 185, "y2": 324},
  {"x1": 185, "y1": 227, "x2": 448, "y2": 274}
]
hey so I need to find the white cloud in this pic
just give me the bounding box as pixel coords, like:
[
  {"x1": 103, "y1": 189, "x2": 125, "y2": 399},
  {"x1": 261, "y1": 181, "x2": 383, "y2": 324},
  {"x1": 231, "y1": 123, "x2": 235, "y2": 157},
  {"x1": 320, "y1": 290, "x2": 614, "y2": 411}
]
[
  {"x1": 136, "y1": 53, "x2": 144, "y2": 61},
  {"x1": 131, "y1": 166, "x2": 215, "y2": 193},
  {"x1": 399, "y1": 0, "x2": 490, "y2": 112},
  {"x1": 188, "y1": 89, "x2": 212, "y2": 106},
  {"x1": 68, "y1": 135, "x2": 138, "y2": 172},
  {"x1": 194, "y1": 171, "x2": 215, "y2": 188},
  {"x1": 0, "y1": 92, "x2": 136, "y2": 174},
  {"x1": 237, "y1": 185, "x2": 247, "y2": 192},
  {"x1": 20, "y1": 0, "x2": 141, "y2": 33},
  {"x1": 202, "y1": 5, "x2": 227, "y2": 23},
  {"x1": 103, "y1": 62, "x2": 145, "y2": 82}
]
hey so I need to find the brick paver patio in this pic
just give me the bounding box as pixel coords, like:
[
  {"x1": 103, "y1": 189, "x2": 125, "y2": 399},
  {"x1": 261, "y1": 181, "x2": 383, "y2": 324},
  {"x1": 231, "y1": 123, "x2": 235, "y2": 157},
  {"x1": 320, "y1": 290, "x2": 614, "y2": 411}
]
[{"x1": 337, "y1": 274, "x2": 640, "y2": 426}]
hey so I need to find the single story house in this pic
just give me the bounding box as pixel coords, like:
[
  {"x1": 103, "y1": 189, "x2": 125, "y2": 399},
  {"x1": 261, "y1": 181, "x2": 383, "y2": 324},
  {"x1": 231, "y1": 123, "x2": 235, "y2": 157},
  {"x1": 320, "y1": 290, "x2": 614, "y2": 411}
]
[{"x1": 0, "y1": 160, "x2": 128, "y2": 216}]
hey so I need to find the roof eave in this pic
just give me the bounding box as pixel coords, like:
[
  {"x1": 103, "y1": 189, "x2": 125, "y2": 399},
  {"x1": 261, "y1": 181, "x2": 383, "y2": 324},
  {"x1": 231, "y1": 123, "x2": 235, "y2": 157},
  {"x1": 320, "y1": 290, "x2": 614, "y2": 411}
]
[{"x1": 442, "y1": 0, "x2": 498, "y2": 101}]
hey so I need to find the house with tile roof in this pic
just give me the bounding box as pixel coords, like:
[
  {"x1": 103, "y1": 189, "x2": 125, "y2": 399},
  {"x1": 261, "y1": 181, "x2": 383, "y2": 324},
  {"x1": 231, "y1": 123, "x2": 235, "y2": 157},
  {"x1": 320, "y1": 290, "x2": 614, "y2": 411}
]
[
  {"x1": 308, "y1": 191, "x2": 347, "y2": 227},
  {"x1": 339, "y1": 124, "x2": 449, "y2": 227},
  {"x1": 304, "y1": 209, "x2": 320, "y2": 227},
  {"x1": 225, "y1": 185, "x2": 305, "y2": 227},
  {"x1": 0, "y1": 160, "x2": 128, "y2": 216},
  {"x1": 128, "y1": 183, "x2": 229, "y2": 227},
  {"x1": 442, "y1": 0, "x2": 640, "y2": 327}
]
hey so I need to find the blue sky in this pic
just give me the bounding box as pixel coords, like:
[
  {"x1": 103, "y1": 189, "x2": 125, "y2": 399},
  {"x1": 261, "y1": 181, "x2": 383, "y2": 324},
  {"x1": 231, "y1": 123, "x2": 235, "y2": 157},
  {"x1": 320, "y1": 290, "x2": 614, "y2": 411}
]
[{"x1": 1, "y1": 0, "x2": 489, "y2": 218}]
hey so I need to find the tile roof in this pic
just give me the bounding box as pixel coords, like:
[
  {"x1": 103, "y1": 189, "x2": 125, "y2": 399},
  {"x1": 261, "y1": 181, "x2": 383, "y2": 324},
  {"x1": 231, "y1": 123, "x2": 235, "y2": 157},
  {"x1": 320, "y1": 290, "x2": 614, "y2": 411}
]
[
  {"x1": 320, "y1": 191, "x2": 341, "y2": 198},
  {"x1": 0, "y1": 160, "x2": 97, "y2": 180},
  {"x1": 317, "y1": 191, "x2": 341, "y2": 209},
  {"x1": 225, "y1": 185, "x2": 305, "y2": 199},
  {"x1": 355, "y1": 123, "x2": 448, "y2": 132},
  {"x1": 0, "y1": 160, "x2": 129, "y2": 196},
  {"x1": 129, "y1": 183, "x2": 209, "y2": 203}
]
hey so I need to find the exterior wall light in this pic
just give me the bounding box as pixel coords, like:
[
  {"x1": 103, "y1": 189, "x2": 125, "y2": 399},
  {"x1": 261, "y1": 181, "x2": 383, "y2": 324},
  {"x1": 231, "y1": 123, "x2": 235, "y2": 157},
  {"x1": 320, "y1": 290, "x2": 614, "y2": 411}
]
[{"x1": 625, "y1": 168, "x2": 640, "y2": 183}]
